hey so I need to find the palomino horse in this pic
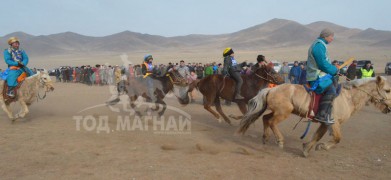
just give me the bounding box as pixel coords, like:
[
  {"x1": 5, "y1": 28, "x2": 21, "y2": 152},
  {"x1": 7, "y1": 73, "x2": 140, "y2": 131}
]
[
  {"x1": 107, "y1": 71, "x2": 190, "y2": 116},
  {"x1": 237, "y1": 76, "x2": 391, "y2": 157},
  {"x1": 197, "y1": 64, "x2": 284, "y2": 125},
  {"x1": 0, "y1": 70, "x2": 55, "y2": 120}
]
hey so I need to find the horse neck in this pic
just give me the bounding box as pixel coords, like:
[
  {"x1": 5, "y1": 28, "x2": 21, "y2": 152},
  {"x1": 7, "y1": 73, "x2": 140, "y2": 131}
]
[
  {"x1": 247, "y1": 72, "x2": 268, "y2": 90},
  {"x1": 24, "y1": 74, "x2": 41, "y2": 87},
  {"x1": 349, "y1": 82, "x2": 374, "y2": 112},
  {"x1": 155, "y1": 75, "x2": 171, "y2": 94}
]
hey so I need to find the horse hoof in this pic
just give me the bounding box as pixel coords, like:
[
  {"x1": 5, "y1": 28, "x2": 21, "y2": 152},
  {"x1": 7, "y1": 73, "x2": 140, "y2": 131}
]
[
  {"x1": 216, "y1": 117, "x2": 223, "y2": 123},
  {"x1": 303, "y1": 150, "x2": 309, "y2": 158},
  {"x1": 278, "y1": 142, "x2": 284, "y2": 149},
  {"x1": 315, "y1": 143, "x2": 326, "y2": 151}
]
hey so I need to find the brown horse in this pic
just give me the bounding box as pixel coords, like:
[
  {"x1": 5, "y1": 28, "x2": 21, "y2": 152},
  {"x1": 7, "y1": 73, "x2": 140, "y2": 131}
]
[
  {"x1": 237, "y1": 76, "x2": 391, "y2": 157},
  {"x1": 197, "y1": 64, "x2": 284, "y2": 125},
  {"x1": 107, "y1": 71, "x2": 190, "y2": 116}
]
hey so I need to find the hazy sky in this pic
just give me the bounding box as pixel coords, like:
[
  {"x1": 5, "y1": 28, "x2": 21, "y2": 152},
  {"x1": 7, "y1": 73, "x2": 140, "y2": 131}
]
[{"x1": 1, "y1": 0, "x2": 390, "y2": 37}]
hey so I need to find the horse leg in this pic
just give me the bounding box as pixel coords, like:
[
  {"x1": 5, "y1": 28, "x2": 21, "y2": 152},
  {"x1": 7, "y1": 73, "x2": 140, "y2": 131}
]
[
  {"x1": 152, "y1": 89, "x2": 164, "y2": 112},
  {"x1": 268, "y1": 113, "x2": 291, "y2": 148},
  {"x1": 157, "y1": 98, "x2": 167, "y2": 117},
  {"x1": 262, "y1": 112, "x2": 274, "y2": 144},
  {"x1": 214, "y1": 97, "x2": 231, "y2": 125},
  {"x1": 129, "y1": 95, "x2": 142, "y2": 117},
  {"x1": 229, "y1": 101, "x2": 247, "y2": 120},
  {"x1": 203, "y1": 96, "x2": 221, "y2": 122},
  {"x1": 315, "y1": 121, "x2": 342, "y2": 151},
  {"x1": 16, "y1": 100, "x2": 29, "y2": 118},
  {"x1": 302, "y1": 123, "x2": 329, "y2": 157},
  {"x1": 1, "y1": 102, "x2": 15, "y2": 120}
]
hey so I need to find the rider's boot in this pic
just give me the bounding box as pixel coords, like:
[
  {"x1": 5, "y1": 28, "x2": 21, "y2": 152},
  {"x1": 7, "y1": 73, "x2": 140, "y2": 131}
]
[
  {"x1": 7, "y1": 86, "x2": 15, "y2": 98},
  {"x1": 235, "y1": 91, "x2": 244, "y2": 100},
  {"x1": 314, "y1": 94, "x2": 335, "y2": 125}
]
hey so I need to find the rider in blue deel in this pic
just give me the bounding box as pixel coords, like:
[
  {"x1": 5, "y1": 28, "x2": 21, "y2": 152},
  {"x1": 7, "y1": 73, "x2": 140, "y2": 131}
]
[{"x1": 3, "y1": 37, "x2": 33, "y2": 97}]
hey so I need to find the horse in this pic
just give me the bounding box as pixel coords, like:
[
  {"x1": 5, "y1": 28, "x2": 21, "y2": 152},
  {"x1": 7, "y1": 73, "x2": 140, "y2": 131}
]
[
  {"x1": 0, "y1": 70, "x2": 55, "y2": 120},
  {"x1": 197, "y1": 64, "x2": 284, "y2": 125},
  {"x1": 237, "y1": 76, "x2": 391, "y2": 157},
  {"x1": 107, "y1": 70, "x2": 190, "y2": 116}
]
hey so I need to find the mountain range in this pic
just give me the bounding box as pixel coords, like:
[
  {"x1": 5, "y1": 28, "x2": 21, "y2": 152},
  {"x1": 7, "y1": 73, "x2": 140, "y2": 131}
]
[{"x1": 1, "y1": 18, "x2": 391, "y2": 57}]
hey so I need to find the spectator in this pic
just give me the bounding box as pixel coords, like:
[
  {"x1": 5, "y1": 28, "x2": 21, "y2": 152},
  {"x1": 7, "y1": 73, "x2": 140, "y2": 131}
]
[
  {"x1": 346, "y1": 60, "x2": 357, "y2": 81},
  {"x1": 289, "y1": 61, "x2": 302, "y2": 84},
  {"x1": 279, "y1": 62, "x2": 290, "y2": 83},
  {"x1": 357, "y1": 61, "x2": 375, "y2": 79}
]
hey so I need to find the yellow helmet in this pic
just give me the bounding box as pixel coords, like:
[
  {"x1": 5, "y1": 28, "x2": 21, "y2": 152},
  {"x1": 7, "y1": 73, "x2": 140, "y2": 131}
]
[
  {"x1": 7, "y1": 37, "x2": 19, "y2": 45},
  {"x1": 223, "y1": 47, "x2": 233, "y2": 57}
]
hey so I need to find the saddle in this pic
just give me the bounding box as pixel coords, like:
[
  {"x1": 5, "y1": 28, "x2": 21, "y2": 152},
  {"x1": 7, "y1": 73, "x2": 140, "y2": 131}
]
[
  {"x1": 304, "y1": 83, "x2": 342, "y2": 121},
  {"x1": 2, "y1": 70, "x2": 27, "y2": 103}
]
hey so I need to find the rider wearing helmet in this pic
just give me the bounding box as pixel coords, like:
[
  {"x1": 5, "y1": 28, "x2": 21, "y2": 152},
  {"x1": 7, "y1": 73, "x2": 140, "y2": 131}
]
[
  {"x1": 222, "y1": 48, "x2": 244, "y2": 100},
  {"x1": 141, "y1": 54, "x2": 156, "y2": 102}
]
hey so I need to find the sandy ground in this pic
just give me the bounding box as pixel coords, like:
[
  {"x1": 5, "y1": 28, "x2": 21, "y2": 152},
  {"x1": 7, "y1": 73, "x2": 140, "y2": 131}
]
[{"x1": 0, "y1": 76, "x2": 391, "y2": 179}]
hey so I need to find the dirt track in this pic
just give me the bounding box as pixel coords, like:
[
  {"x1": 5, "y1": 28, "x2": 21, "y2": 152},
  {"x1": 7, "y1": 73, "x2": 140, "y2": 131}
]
[{"x1": 0, "y1": 79, "x2": 390, "y2": 179}]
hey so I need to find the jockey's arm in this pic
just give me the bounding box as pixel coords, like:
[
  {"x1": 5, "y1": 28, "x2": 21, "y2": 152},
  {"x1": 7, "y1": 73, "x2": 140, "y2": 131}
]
[
  {"x1": 222, "y1": 56, "x2": 231, "y2": 74},
  {"x1": 21, "y1": 51, "x2": 29, "y2": 66},
  {"x1": 312, "y1": 44, "x2": 338, "y2": 76},
  {"x1": 3, "y1": 50, "x2": 19, "y2": 66},
  {"x1": 141, "y1": 64, "x2": 147, "y2": 75}
]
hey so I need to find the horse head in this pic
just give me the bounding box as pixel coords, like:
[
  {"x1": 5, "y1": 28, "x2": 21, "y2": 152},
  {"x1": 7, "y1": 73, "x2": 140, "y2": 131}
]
[
  {"x1": 253, "y1": 64, "x2": 285, "y2": 85},
  {"x1": 38, "y1": 70, "x2": 55, "y2": 92},
  {"x1": 370, "y1": 76, "x2": 391, "y2": 114},
  {"x1": 165, "y1": 70, "x2": 190, "y2": 105}
]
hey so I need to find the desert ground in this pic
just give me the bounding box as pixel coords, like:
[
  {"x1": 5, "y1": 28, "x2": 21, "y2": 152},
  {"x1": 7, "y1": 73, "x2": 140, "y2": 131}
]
[{"x1": 0, "y1": 72, "x2": 390, "y2": 179}]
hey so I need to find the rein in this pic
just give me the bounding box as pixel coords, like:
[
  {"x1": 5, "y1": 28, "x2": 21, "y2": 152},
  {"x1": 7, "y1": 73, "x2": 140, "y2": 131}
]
[
  {"x1": 36, "y1": 76, "x2": 50, "y2": 101},
  {"x1": 254, "y1": 68, "x2": 278, "y2": 84},
  {"x1": 356, "y1": 86, "x2": 390, "y2": 109}
]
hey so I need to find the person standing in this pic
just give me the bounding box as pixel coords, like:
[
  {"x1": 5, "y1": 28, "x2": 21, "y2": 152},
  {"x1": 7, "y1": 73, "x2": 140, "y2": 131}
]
[
  {"x1": 289, "y1": 61, "x2": 302, "y2": 84},
  {"x1": 204, "y1": 63, "x2": 214, "y2": 77},
  {"x1": 3, "y1": 37, "x2": 33, "y2": 97},
  {"x1": 177, "y1": 60, "x2": 190, "y2": 81},
  {"x1": 298, "y1": 63, "x2": 307, "y2": 85},
  {"x1": 279, "y1": 62, "x2": 290, "y2": 83},
  {"x1": 222, "y1": 47, "x2": 244, "y2": 99},
  {"x1": 357, "y1": 61, "x2": 375, "y2": 79},
  {"x1": 306, "y1": 28, "x2": 338, "y2": 124},
  {"x1": 346, "y1": 60, "x2": 357, "y2": 81}
]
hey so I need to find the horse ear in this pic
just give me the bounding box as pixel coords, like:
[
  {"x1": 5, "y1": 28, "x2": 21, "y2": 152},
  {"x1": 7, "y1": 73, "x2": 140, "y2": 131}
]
[{"x1": 376, "y1": 76, "x2": 385, "y2": 88}]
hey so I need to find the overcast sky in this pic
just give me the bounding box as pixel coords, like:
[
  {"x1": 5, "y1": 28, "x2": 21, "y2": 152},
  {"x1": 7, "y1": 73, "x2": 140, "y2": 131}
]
[{"x1": 1, "y1": 0, "x2": 390, "y2": 37}]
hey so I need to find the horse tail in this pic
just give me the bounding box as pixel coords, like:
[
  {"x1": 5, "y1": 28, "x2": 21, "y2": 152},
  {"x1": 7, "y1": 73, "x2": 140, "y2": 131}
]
[{"x1": 237, "y1": 88, "x2": 270, "y2": 134}]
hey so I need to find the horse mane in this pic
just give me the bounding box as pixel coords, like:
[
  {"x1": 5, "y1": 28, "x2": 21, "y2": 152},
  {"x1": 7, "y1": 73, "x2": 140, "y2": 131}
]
[
  {"x1": 342, "y1": 77, "x2": 377, "y2": 90},
  {"x1": 347, "y1": 77, "x2": 376, "y2": 87},
  {"x1": 26, "y1": 73, "x2": 40, "y2": 80}
]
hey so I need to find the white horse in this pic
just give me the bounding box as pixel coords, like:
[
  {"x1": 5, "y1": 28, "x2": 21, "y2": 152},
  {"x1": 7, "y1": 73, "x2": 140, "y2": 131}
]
[{"x1": 0, "y1": 70, "x2": 54, "y2": 120}]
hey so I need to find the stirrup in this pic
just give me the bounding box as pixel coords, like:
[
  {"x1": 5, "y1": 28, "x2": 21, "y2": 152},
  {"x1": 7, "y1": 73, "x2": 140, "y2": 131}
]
[
  {"x1": 7, "y1": 91, "x2": 15, "y2": 98},
  {"x1": 314, "y1": 116, "x2": 334, "y2": 125},
  {"x1": 235, "y1": 94, "x2": 244, "y2": 99}
]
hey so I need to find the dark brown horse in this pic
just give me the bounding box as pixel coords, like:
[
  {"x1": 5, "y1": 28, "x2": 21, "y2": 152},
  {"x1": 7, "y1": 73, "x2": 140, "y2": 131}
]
[
  {"x1": 197, "y1": 64, "x2": 284, "y2": 124},
  {"x1": 107, "y1": 71, "x2": 190, "y2": 116}
]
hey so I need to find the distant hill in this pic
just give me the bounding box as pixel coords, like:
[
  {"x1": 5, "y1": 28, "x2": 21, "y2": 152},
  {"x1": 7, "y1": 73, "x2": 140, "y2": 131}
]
[{"x1": 1, "y1": 18, "x2": 391, "y2": 56}]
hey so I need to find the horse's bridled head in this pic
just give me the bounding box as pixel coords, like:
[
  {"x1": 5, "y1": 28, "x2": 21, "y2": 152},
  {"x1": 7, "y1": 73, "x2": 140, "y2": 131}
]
[
  {"x1": 40, "y1": 72, "x2": 55, "y2": 91},
  {"x1": 375, "y1": 76, "x2": 391, "y2": 114},
  {"x1": 257, "y1": 65, "x2": 285, "y2": 85}
]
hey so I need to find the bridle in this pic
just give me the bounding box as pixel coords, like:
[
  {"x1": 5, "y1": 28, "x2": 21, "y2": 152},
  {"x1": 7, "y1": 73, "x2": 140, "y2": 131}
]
[
  {"x1": 166, "y1": 71, "x2": 187, "y2": 86},
  {"x1": 356, "y1": 86, "x2": 391, "y2": 111},
  {"x1": 37, "y1": 76, "x2": 52, "y2": 100},
  {"x1": 254, "y1": 68, "x2": 279, "y2": 84}
]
